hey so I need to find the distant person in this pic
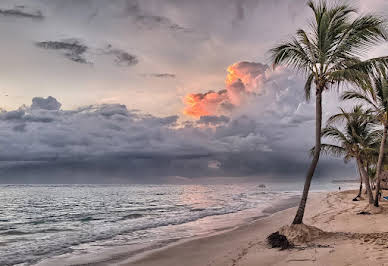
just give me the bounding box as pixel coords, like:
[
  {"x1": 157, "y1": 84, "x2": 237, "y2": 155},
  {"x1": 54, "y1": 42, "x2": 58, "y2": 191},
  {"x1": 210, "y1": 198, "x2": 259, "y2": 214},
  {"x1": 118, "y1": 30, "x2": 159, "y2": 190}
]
[{"x1": 339, "y1": 186, "x2": 341, "y2": 191}]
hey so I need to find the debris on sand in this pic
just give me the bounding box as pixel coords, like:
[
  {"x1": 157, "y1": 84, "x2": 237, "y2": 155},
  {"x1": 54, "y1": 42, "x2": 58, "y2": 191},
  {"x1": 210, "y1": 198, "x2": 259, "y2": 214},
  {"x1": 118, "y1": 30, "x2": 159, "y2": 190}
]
[
  {"x1": 357, "y1": 211, "x2": 371, "y2": 215},
  {"x1": 267, "y1": 231, "x2": 294, "y2": 250},
  {"x1": 363, "y1": 204, "x2": 384, "y2": 214},
  {"x1": 279, "y1": 224, "x2": 328, "y2": 244}
]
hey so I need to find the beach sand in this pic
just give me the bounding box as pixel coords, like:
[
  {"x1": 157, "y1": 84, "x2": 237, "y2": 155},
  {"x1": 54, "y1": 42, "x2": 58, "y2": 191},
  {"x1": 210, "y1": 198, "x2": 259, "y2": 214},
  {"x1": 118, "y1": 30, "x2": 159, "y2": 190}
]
[{"x1": 121, "y1": 190, "x2": 388, "y2": 266}]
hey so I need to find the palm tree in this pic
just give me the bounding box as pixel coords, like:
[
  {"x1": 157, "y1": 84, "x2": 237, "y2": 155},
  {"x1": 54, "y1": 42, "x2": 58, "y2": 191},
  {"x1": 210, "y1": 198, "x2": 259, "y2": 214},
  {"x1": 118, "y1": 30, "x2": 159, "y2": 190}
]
[
  {"x1": 319, "y1": 106, "x2": 380, "y2": 204},
  {"x1": 342, "y1": 72, "x2": 388, "y2": 206},
  {"x1": 270, "y1": 0, "x2": 387, "y2": 224}
]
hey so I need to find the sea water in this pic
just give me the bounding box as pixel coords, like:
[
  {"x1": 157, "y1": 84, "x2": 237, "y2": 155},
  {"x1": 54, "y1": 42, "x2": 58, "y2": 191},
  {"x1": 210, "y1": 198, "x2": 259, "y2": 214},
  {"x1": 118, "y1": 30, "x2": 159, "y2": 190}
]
[{"x1": 0, "y1": 182, "x2": 356, "y2": 265}]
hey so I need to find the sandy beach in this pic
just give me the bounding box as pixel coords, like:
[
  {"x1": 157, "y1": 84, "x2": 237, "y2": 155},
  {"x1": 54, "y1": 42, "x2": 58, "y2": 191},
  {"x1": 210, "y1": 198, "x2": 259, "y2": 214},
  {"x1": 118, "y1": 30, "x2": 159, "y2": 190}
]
[{"x1": 122, "y1": 190, "x2": 388, "y2": 266}]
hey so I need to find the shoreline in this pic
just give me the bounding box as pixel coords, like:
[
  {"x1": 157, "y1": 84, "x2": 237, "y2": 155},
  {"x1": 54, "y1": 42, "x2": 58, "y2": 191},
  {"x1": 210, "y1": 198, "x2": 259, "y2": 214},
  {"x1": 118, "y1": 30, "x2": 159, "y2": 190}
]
[
  {"x1": 120, "y1": 189, "x2": 388, "y2": 266},
  {"x1": 118, "y1": 194, "x2": 303, "y2": 266},
  {"x1": 119, "y1": 193, "x2": 310, "y2": 266},
  {"x1": 35, "y1": 191, "x2": 303, "y2": 266}
]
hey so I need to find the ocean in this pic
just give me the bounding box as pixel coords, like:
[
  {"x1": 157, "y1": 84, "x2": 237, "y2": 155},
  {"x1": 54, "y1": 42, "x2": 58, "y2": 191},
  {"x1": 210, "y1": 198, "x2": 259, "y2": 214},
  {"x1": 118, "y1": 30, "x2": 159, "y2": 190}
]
[{"x1": 0, "y1": 182, "x2": 356, "y2": 265}]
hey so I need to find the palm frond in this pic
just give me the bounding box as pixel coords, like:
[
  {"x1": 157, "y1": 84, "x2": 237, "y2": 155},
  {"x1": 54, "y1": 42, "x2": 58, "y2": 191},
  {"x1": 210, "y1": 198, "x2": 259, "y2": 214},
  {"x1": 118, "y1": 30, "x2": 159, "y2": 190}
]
[
  {"x1": 341, "y1": 90, "x2": 379, "y2": 110},
  {"x1": 346, "y1": 56, "x2": 388, "y2": 79},
  {"x1": 322, "y1": 126, "x2": 349, "y2": 143},
  {"x1": 314, "y1": 143, "x2": 346, "y2": 157},
  {"x1": 304, "y1": 73, "x2": 315, "y2": 101},
  {"x1": 328, "y1": 15, "x2": 387, "y2": 61},
  {"x1": 269, "y1": 39, "x2": 313, "y2": 74},
  {"x1": 327, "y1": 68, "x2": 370, "y2": 90}
]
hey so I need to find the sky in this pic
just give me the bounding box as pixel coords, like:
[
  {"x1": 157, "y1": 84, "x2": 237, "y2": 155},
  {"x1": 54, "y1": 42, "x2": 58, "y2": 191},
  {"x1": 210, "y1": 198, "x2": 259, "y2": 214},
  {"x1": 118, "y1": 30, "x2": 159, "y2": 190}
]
[{"x1": 0, "y1": 0, "x2": 387, "y2": 183}]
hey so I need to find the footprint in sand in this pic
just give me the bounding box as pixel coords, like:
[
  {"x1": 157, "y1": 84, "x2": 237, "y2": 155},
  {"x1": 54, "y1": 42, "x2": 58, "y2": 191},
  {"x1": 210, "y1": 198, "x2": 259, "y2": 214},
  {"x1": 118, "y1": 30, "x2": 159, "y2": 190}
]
[{"x1": 360, "y1": 236, "x2": 388, "y2": 264}]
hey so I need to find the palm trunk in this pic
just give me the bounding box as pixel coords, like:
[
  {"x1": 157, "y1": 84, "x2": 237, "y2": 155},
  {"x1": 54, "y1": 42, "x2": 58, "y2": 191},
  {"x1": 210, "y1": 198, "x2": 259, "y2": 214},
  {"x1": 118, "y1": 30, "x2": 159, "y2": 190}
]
[
  {"x1": 292, "y1": 90, "x2": 322, "y2": 225},
  {"x1": 374, "y1": 124, "x2": 387, "y2": 207},
  {"x1": 357, "y1": 157, "x2": 374, "y2": 204},
  {"x1": 357, "y1": 164, "x2": 363, "y2": 198},
  {"x1": 358, "y1": 181, "x2": 362, "y2": 198}
]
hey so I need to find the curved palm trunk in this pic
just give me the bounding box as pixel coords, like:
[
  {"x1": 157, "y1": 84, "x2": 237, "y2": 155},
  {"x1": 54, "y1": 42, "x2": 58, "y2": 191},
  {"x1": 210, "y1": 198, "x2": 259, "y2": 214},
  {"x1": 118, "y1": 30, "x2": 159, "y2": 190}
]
[
  {"x1": 357, "y1": 180, "x2": 363, "y2": 198},
  {"x1": 292, "y1": 90, "x2": 322, "y2": 225},
  {"x1": 357, "y1": 157, "x2": 374, "y2": 204},
  {"x1": 374, "y1": 124, "x2": 387, "y2": 207},
  {"x1": 357, "y1": 164, "x2": 363, "y2": 198}
]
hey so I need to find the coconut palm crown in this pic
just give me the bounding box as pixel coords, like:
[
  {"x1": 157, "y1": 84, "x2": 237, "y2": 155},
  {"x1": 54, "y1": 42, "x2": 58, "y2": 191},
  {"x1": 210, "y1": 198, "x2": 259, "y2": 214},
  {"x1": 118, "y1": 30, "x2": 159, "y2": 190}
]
[
  {"x1": 319, "y1": 106, "x2": 380, "y2": 203},
  {"x1": 342, "y1": 71, "x2": 388, "y2": 206}
]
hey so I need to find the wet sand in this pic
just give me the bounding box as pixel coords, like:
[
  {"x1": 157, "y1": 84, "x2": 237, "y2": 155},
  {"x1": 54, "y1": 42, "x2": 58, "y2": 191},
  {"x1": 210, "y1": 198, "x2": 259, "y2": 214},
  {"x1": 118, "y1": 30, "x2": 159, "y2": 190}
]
[{"x1": 121, "y1": 190, "x2": 388, "y2": 266}]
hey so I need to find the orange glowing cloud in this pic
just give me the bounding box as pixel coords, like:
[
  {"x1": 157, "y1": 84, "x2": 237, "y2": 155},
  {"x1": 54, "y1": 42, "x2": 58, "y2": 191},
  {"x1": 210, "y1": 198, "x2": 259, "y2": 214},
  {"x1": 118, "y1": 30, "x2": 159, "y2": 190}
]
[
  {"x1": 183, "y1": 61, "x2": 268, "y2": 118},
  {"x1": 183, "y1": 91, "x2": 228, "y2": 118}
]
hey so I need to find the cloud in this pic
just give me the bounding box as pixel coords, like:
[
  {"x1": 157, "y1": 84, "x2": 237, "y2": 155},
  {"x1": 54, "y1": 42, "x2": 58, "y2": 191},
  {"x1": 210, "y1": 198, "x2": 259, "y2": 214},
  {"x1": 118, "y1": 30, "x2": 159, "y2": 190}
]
[
  {"x1": 0, "y1": 74, "x2": 353, "y2": 183},
  {"x1": 36, "y1": 40, "x2": 89, "y2": 64},
  {"x1": 35, "y1": 40, "x2": 139, "y2": 67},
  {"x1": 12, "y1": 124, "x2": 26, "y2": 132},
  {"x1": 124, "y1": 0, "x2": 189, "y2": 33},
  {"x1": 0, "y1": 109, "x2": 25, "y2": 121},
  {"x1": 94, "y1": 104, "x2": 129, "y2": 117},
  {"x1": 282, "y1": 102, "x2": 315, "y2": 125},
  {"x1": 31, "y1": 96, "x2": 62, "y2": 110},
  {"x1": 183, "y1": 90, "x2": 229, "y2": 117},
  {"x1": 102, "y1": 45, "x2": 139, "y2": 67},
  {"x1": 183, "y1": 61, "x2": 268, "y2": 117},
  {"x1": 0, "y1": 107, "x2": 55, "y2": 123},
  {"x1": 0, "y1": 6, "x2": 44, "y2": 20},
  {"x1": 198, "y1": 115, "x2": 230, "y2": 125},
  {"x1": 0, "y1": 97, "x2": 186, "y2": 163},
  {"x1": 143, "y1": 73, "x2": 176, "y2": 79}
]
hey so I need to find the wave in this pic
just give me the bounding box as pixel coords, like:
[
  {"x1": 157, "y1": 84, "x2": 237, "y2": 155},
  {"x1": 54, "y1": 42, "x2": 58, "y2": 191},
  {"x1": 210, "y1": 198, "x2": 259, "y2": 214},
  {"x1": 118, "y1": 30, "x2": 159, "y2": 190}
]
[
  {"x1": 0, "y1": 230, "x2": 30, "y2": 236},
  {"x1": 119, "y1": 213, "x2": 144, "y2": 220},
  {"x1": 0, "y1": 228, "x2": 75, "y2": 236},
  {"x1": 190, "y1": 208, "x2": 205, "y2": 212},
  {"x1": 79, "y1": 216, "x2": 102, "y2": 222}
]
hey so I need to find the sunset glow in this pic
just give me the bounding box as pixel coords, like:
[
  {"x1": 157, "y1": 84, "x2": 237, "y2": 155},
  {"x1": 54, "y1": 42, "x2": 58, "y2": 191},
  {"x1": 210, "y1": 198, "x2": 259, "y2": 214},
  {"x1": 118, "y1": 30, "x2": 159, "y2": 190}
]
[{"x1": 183, "y1": 61, "x2": 268, "y2": 118}]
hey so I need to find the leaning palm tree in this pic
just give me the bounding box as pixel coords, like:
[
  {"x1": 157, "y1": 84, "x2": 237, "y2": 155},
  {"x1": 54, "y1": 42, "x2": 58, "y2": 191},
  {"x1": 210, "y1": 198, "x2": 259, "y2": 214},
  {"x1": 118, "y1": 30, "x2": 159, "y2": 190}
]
[
  {"x1": 270, "y1": 0, "x2": 387, "y2": 224},
  {"x1": 318, "y1": 106, "x2": 379, "y2": 204},
  {"x1": 342, "y1": 72, "x2": 388, "y2": 206}
]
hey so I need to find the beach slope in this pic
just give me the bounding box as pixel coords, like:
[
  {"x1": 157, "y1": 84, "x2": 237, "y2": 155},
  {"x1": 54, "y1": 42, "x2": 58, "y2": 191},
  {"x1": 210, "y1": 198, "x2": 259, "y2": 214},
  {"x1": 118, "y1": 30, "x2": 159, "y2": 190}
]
[{"x1": 123, "y1": 190, "x2": 388, "y2": 266}]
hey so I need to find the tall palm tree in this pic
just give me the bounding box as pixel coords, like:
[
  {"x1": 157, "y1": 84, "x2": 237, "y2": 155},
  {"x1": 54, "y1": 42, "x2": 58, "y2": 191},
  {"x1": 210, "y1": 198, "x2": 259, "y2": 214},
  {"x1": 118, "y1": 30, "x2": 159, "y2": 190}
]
[
  {"x1": 342, "y1": 72, "x2": 388, "y2": 206},
  {"x1": 270, "y1": 0, "x2": 387, "y2": 224},
  {"x1": 319, "y1": 106, "x2": 380, "y2": 204}
]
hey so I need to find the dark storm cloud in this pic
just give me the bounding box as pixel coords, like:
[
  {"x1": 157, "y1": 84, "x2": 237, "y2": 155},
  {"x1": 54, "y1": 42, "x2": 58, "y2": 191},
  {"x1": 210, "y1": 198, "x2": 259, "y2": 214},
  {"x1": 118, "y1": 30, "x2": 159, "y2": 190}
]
[
  {"x1": 0, "y1": 109, "x2": 25, "y2": 121},
  {"x1": 39, "y1": 0, "x2": 190, "y2": 33},
  {"x1": 143, "y1": 73, "x2": 176, "y2": 79},
  {"x1": 211, "y1": 151, "x2": 354, "y2": 180},
  {"x1": 198, "y1": 115, "x2": 230, "y2": 125},
  {"x1": 95, "y1": 104, "x2": 129, "y2": 117},
  {"x1": 124, "y1": 0, "x2": 189, "y2": 32},
  {"x1": 0, "y1": 63, "x2": 351, "y2": 183},
  {"x1": 0, "y1": 107, "x2": 55, "y2": 123},
  {"x1": 31, "y1": 96, "x2": 62, "y2": 110},
  {"x1": 36, "y1": 40, "x2": 89, "y2": 64},
  {"x1": 12, "y1": 124, "x2": 26, "y2": 132},
  {"x1": 0, "y1": 7, "x2": 44, "y2": 20},
  {"x1": 0, "y1": 98, "x2": 187, "y2": 164},
  {"x1": 102, "y1": 45, "x2": 139, "y2": 67},
  {"x1": 36, "y1": 40, "x2": 139, "y2": 67},
  {"x1": 0, "y1": 148, "x2": 355, "y2": 184}
]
